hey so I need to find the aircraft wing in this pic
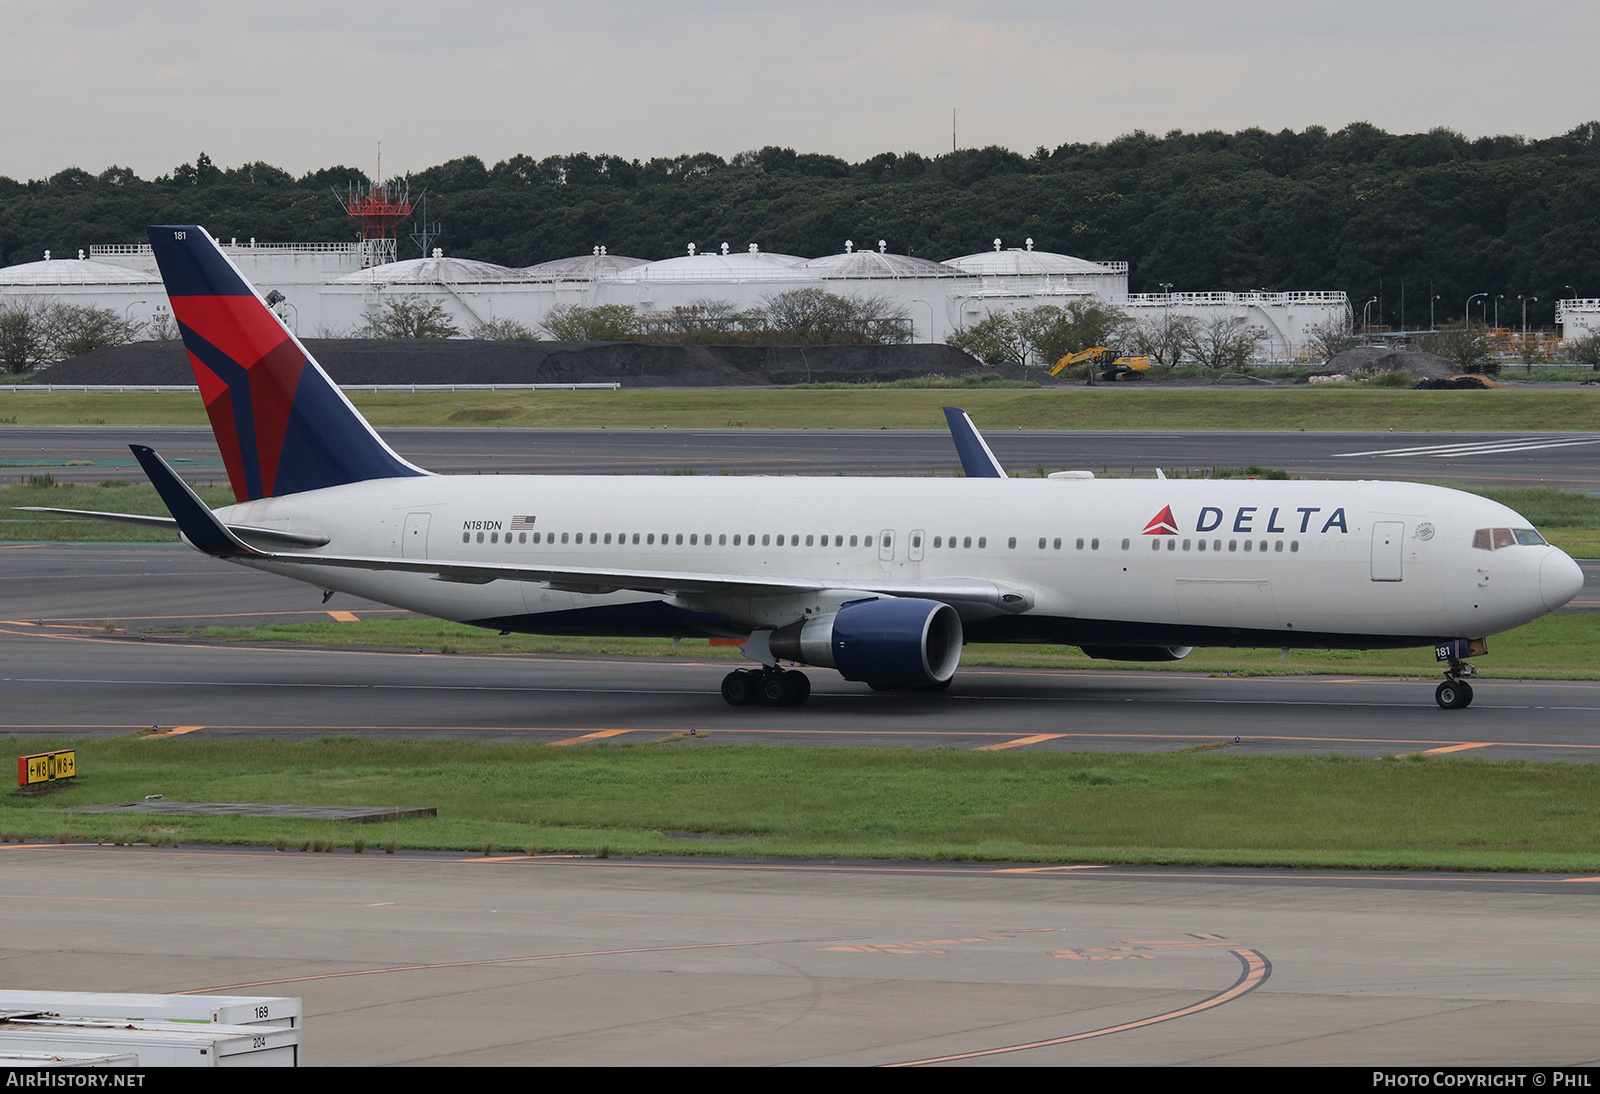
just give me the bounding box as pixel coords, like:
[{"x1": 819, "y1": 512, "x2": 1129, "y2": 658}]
[
  {"x1": 942, "y1": 406, "x2": 1007, "y2": 478},
  {"x1": 125, "y1": 445, "x2": 1033, "y2": 612}
]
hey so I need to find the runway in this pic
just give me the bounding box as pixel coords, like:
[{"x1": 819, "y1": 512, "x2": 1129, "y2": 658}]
[
  {"x1": 6, "y1": 425, "x2": 1600, "y2": 489},
  {"x1": 2, "y1": 844, "x2": 1598, "y2": 1065},
  {"x1": 3, "y1": 544, "x2": 1597, "y2": 759}
]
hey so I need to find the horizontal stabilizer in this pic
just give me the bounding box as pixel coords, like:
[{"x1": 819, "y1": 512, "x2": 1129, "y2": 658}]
[{"x1": 11, "y1": 506, "x2": 329, "y2": 548}]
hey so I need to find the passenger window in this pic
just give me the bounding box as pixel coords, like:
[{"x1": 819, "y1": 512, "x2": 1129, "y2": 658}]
[
  {"x1": 866, "y1": 535, "x2": 874, "y2": 547},
  {"x1": 1008, "y1": 537, "x2": 1017, "y2": 549},
  {"x1": 675, "y1": 534, "x2": 683, "y2": 545},
  {"x1": 560, "y1": 532, "x2": 569, "y2": 544},
  {"x1": 1075, "y1": 538, "x2": 1084, "y2": 549},
  {"x1": 604, "y1": 533, "x2": 612, "y2": 544},
  {"x1": 1244, "y1": 540, "x2": 1253, "y2": 552},
  {"x1": 1151, "y1": 539, "x2": 1160, "y2": 551},
  {"x1": 762, "y1": 534, "x2": 770, "y2": 546},
  {"x1": 1259, "y1": 540, "x2": 1267, "y2": 552},
  {"x1": 930, "y1": 536, "x2": 939, "y2": 548},
  {"x1": 733, "y1": 534, "x2": 741, "y2": 545},
  {"x1": 1167, "y1": 539, "x2": 1176, "y2": 551},
  {"x1": 1290, "y1": 541, "x2": 1299, "y2": 552},
  {"x1": 490, "y1": 532, "x2": 498, "y2": 543},
  {"x1": 791, "y1": 535, "x2": 799, "y2": 546},
  {"x1": 1182, "y1": 539, "x2": 1191, "y2": 551},
  {"x1": 1214, "y1": 540, "x2": 1222, "y2": 551},
  {"x1": 589, "y1": 533, "x2": 597, "y2": 544},
  {"x1": 1038, "y1": 538, "x2": 1046, "y2": 549},
  {"x1": 1121, "y1": 539, "x2": 1130, "y2": 550},
  {"x1": 647, "y1": 533, "x2": 655, "y2": 545},
  {"x1": 806, "y1": 535, "x2": 814, "y2": 547},
  {"x1": 1274, "y1": 540, "x2": 1283, "y2": 552},
  {"x1": 462, "y1": 532, "x2": 470, "y2": 543},
  {"x1": 1053, "y1": 538, "x2": 1062, "y2": 549},
  {"x1": 534, "y1": 532, "x2": 542, "y2": 543},
  {"x1": 1228, "y1": 540, "x2": 1237, "y2": 552},
  {"x1": 850, "y1": 535, "x2": 858, "y2": 547},
  {"x1": 719, "y1": 534, "x2": 727, "y2": 545},
  {"x1": 1197, "y1": 539, "x2": 1206, "y2": 551},
  {"x1": 1090, "y1": 539, "x2": 1098, "y2": 550},
  {"x1": 632, "y1": 533, "x2": 640, "y2": 544},
  {"x1": 978, "y1": 537, "x2": 986, "y2": 548},
  {"x1": 835, "y1": 535, "x2": 843, "y2": 546}
]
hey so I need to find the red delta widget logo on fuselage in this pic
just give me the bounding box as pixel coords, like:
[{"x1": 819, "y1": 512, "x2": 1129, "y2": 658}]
[{"x1": 1143, "y1": 504, "x2": 1349, "y2": 536}]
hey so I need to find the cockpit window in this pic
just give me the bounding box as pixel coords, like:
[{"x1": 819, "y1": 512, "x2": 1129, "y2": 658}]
[{"x1": 1474, "y1": 527, "x2": 1547, "y2": 550}]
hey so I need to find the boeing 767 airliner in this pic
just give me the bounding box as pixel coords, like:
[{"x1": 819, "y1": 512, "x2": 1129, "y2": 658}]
[{"x1": 21, "y1": 227, "x2": 1586, "y2": 709}]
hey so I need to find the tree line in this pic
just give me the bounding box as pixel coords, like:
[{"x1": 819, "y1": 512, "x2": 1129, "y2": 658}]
[{"x1": 5, "y1": 122, "x2": 1600, "y2": 330}]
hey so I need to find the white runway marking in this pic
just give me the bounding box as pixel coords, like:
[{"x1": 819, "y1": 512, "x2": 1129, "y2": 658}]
[{"x1": 1332, "y1": 436, "x2": 1600, "y2": 459}]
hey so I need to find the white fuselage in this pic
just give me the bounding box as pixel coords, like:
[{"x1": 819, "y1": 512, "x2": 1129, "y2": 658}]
[{"x1": 208, "y1": 473, "x2": 1581, "y2": 652}]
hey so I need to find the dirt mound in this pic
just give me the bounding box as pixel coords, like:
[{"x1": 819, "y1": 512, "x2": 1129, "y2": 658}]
[
  {"x1": 1325, "y1": 346, "x2": 1459, "y2": 381},
  {"x1": 41, "y1": 339, "x2": 1040, "y2": 389}
]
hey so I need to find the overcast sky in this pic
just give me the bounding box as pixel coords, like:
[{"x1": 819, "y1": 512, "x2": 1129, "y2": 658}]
[{"x1": 4, "y1": 0, "x2": 1598, "y2": 180}]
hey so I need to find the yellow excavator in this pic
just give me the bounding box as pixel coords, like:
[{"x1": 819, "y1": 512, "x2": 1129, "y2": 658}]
[{"x1": 1048, "y1": 347, "x2": 1152, "y2": 380}]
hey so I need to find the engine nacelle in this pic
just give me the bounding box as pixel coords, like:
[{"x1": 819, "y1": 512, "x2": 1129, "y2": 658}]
[
  {"x1": 770, "y1": 597, "x2": 963, "y2": 686},
  {"x1": 1078, "y1": 645, "x2": 1194, "y2": 662}
]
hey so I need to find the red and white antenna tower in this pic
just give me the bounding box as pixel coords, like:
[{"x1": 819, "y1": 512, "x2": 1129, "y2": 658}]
[{"x1": 343, "y1": 144, "x2": 412, "y2": 268}]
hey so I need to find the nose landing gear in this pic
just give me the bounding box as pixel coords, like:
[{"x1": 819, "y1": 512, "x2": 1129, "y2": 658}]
[
  {"x1": 1435, "y1": 659, "x2": 1477, "y2": 709},
  {"x1": 721, "y1": 667, "x2": 811, "y2": 707}
]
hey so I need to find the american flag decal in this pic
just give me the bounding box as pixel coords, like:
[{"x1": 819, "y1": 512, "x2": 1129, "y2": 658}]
[{"x1": 510, "y1": 515, "x2": 537, "y2": 529}]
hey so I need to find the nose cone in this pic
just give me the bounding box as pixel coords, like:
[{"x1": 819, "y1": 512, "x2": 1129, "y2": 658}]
[{"x1": 1540, "y1": 550, "x2": 1586, "y2": 611}]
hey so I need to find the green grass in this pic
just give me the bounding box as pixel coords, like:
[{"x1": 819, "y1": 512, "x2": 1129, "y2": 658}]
[
  {"x1": 177, "y1": 611, "x2": 1597, "y2": 680},
  {"x1": 5, "y1": 739, "x2": 1600, "y2": 871},
  {"x1": 4, "y1": 386, "x2": 1600, "y2": 431}
]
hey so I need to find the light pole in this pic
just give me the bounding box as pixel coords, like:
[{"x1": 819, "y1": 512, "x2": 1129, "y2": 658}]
[
  {"x1": 1466, "y1": 292, "x2": 1487, "y2": 328},
  {"x1": 1363, "y1": 297, "x2": 1378, "y2": 337},
  {"x1": 1494, "y1": 295, "x2": 1505, "y2": 328},
  {"x1": 1431, "y1": 294, "x2": 1441, "y2": 330},
  {"x1": 1518, "y1": 294, "x2": 1537, "y2": 338}
]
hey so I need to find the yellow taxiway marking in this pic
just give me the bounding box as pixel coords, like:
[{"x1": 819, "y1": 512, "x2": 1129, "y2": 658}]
[
  {"x1": 974, "y1": 733, "x2": 1065, "y2": 751},
  {"x1": 548, "y1": 729, "x2": 632, "y2": 746},
  {"x1": 1407, "y1": 742, "x2": 1493, "y2": 756},
  {"x1": 148, "y1": 726, "x2": 205, "y2": 738},
  {"x1": 326, "y1": 610, "x2": 360, "y2": 622}
]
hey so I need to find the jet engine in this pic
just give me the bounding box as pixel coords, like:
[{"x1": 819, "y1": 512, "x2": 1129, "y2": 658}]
[{"x1": 769, "y1": 597, "x2": 963, "y2": 686}]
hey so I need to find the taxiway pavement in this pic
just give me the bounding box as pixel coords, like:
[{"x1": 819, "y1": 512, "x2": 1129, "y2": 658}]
[
  {"x1": 5, "y1": 425, "x2": 1599, "y2": 489},
  {"x1": 2, "y1": 844, "x2": 1597, "y2": 1066}
]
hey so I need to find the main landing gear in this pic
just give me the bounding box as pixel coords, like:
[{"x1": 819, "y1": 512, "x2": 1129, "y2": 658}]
[
  {"x1": 1435, "y1": 659, "x2": 1477, "y2": 710},
  {"x1": 722, "y1": 667, "x2": 811, "y2": 707}
]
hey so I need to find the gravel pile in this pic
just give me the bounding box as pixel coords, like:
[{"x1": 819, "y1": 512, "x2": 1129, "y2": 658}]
[
  {"x1": 1324, "y1": 346, "x2": 1460, "y2": 380},
  {"x1": 41, "y1": 339, "x2": 1043, "y2": 388}
]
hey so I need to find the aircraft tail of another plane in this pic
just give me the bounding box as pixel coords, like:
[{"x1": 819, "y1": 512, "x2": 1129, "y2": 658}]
[{"x1": 146, "y1": 225, "x2": 425, "y2": 502}]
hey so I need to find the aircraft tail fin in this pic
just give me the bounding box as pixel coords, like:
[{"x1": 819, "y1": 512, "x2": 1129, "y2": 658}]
[{"x1": 146, "y1": 225, "x2": 425, "y2": 502}]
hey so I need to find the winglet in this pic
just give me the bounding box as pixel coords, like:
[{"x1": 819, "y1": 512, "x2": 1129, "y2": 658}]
[
  {"x1": 942, "y1": 407, "x2": 1008, "y2": 479},
  {"x1": 129, "y1": 444, "x2": 264, "y2": 559}
]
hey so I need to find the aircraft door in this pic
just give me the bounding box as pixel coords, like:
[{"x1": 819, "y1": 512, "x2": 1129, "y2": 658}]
[
  {"x1": 1371, "y1": 521, "x2": 1404, "y2": 581},
  {"x1": 402, "y1": 512, "x2": 431, "y2": 559}
]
